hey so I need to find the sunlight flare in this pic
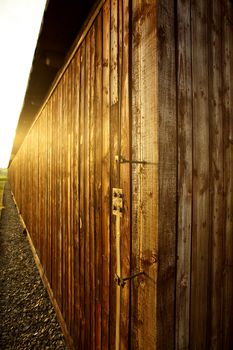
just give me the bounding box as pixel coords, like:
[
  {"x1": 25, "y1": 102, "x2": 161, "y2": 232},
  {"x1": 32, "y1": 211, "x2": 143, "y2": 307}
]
[{"x1": 0, "y1": 0, "x2": 47, "y2": 168}]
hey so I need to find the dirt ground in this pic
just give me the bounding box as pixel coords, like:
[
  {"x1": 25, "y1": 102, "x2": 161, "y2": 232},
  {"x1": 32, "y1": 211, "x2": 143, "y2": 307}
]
[{"x1": 0, "y1": 183, "x2": 67, "y2": 350}]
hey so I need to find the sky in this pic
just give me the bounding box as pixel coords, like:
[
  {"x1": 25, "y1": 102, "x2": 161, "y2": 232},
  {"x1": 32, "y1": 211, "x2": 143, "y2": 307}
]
[{"x1": 0, "y1": 0, "x2": 47, "y2": 168}]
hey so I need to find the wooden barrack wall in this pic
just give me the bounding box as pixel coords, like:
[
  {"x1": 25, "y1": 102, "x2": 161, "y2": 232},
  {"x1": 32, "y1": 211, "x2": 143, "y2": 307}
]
[{"x1": 8, "y1": 0, "x2": 233, "y2": 349}]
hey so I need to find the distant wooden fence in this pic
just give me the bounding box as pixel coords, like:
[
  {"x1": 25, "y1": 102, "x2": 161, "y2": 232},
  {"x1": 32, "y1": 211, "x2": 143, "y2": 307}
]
[{"x1": 8, "y1": 0, "x2": 233, "y2": 349}]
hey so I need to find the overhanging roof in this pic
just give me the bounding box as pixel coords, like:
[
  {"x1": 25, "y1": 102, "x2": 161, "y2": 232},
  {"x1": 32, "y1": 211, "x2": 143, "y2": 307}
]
[{"x1": 10, "y1": 0, "x2": 97, "y2": 164}]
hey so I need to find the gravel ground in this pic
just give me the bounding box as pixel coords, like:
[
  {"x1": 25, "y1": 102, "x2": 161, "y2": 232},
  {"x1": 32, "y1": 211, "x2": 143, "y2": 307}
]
[{"x1": 0, "y1": 183, "x2": 67, "y2": 350}]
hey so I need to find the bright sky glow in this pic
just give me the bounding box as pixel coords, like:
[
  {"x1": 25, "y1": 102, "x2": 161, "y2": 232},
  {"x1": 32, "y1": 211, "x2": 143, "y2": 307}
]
[{"x1": 0, "y1": 0, "x2": 47, "y2": 168}]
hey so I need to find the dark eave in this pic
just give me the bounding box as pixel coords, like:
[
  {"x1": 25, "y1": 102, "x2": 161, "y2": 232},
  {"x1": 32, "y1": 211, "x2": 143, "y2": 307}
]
[{"x1": 10, "y1": 0, "x2": 97, "y2": 164}]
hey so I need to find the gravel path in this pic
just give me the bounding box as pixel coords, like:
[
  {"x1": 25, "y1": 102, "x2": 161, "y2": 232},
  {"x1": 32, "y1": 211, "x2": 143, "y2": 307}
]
[{"x1": 0, "y1": 183, "x2": 67, "y2": 350}]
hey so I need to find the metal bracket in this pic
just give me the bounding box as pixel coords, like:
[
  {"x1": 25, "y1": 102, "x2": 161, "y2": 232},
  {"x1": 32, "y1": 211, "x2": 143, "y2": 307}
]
[
  {"x1": 112, "y1": 188, "x2": 124, "y2": 217},
  {"x1": 115, "y1": 155, "x2": 147, "y2": 165},
  {"x1": 114, "y1": 271, "x2": 144, "y2": 288}
]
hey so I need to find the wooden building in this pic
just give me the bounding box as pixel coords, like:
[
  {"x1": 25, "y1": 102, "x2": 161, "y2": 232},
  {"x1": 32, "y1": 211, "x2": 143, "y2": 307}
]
[{"x1": 8, "y1": 0, "x2": 233, "y2": 349}]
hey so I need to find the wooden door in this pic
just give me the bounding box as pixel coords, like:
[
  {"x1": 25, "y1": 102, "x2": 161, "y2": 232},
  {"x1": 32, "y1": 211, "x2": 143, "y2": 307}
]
[
  {"x1": 110, "y1": 1, "x2": 158, "y2": 349},
  {"x1": 108, "y1": 1, "x2": 131, "y2": 348}
]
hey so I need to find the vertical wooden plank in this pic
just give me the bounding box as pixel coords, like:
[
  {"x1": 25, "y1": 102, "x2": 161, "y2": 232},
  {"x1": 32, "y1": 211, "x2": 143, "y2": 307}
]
[
  {"x1": 40, "y1": 113, "x2": 44, "y2": 265},
  {"x1": 43, "y1": 110, "x2": 47, "y2": 276},
  {"x1": 43, "y1": 110, "x2": 48, "y2": 273},
  {"x1": 61, "y1": 78, "x2": 65, "y2": 315},
  {"x1": 79, "y1": 41, "x2": 86, "y2": 348},
  {"x1": 119, "y1": 0, "x2": 130, "y2": 348},
  {"x1": 111, "y1": 0, "x2": 118, "y2": 106},
  {"x1": 131, "y1": 0, "x2": 141, "y2": 347},
  {"x1": 69, "y1": 58, "x2": 75, "y2": 342},
  {"x1": 50, "y1": 96, "x2": 53, "y2": 289},
  {"x1": 38, "y1": 115, "x2": 42, "y2": 262},
  {"x1": 190, "y1": 1, "x2": 210, "y2": 349},
  {"x1": 47, "y1": 101, "x2": 52, "y2": 285},
  {"x1": 26, "y1": 137, "x2": 29, "y2": 225},
  {"x1": 35, "y1": 120, "x2": 39, "y2": 254},
  {"x1": 30, "y1": 130, "x2": 34, "y2": 235},
  {"x1": 17, "y1": 154, "x2": 19, "y2": 208},
  {"x1": 28, "y1": 133, "x2": 31, "y2": 233},
  {"x1": 84, "y1": 32, "x2": 91, "y2": 349},
  {"x1": 51, "y1": 91, "x2": 57, "y2": 296},
  {"x1": 53, "y1": 89, "x2": 59, "y2": 303},
  {"x1": 18, "y1": 150, "x2": 21, "y2": 211},
  {"x1": 131, "y1": 0, "x2": 158, "y2": 349},
  {"x1": 44, "y1": 109, "x2": 48, "y2": 275},
  {"x1": 57, "y1": 81, "x2": 63, "y2": 310},
  {"x1": 22, "y1": 136, "x2": 24, "y2": 216},
  {"x1": 102, "y1": 1, "x2": 111, "y2": 349},
  {"x1": 29, "y1": 132, "x2": 33, "y2": 235},
  {"x1": 110, "y1": 0, "x2": 119, "y2": 347},
  {"x1": 73, "y1": 49, "x2": 81, "y2": 348},
  {"x1": 157, "y1": 0, "x2": 177, "y2": 349},
  {"x1": 21, "y1": 142, "x2": 24, "y2": 219},
  {"x1": 66, "y1": 66, "x2": 72, "y2": 334},
  {"x1": 28, "y1": 136, "x2": 30, "y2": 229},
  {"x1": 20, "y1": 144, "x2": 23, "y2": 215},
  {"x1": 95, "y1": 13, "x2": 103, "y2": 350},
  {"x1": 24, "y1": 136, "x2": 28, "y2": 228},
  {"x1": 50, "y1": 97, "x2": 54, "y2": 291},
  {"x1": 66, "y1": 71, "x2": 70, "y2": 330},
  {"x1": 208, "y1": 1, "x2": 224, "y2": 348},
  {"x1": 222, "y1": 2, "x2": 233, "y2": 348},
  {"x1": 26, "y1": 137, "x2": 29, "y2": 227},
  {"x1": 41, "y1": 111, "x2": 46, "y2": 271},
  {"x1": 176, "y1": 1, "x2": 192, "y2": 349},
  {"x1": 89, "y1": 24, "x2": 96, "y2": 350},
  {"x1": 61, "y1": 75, "x2": 67, "y2": 320},
  {"x1": 30, "y1": 128, "x2": 33, "y2": 247},
  {"x1": 29, "y1": 129, "x2": 33, "y2": 240},
  {"x1": 23, "y1": 141, "x2": 26, "y2": 216}
]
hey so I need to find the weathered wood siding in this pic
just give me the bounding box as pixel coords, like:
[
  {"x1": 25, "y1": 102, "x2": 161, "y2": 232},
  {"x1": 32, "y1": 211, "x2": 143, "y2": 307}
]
[
  {"x1": 8, "y1": 0, "x2": 156, "y2": 348},
  {"x1": 175, "y1": 1, "x2": 233, "y2": 349},
  {"x1": 8, "y1": 0, "x2": 233, "y2": 349}
]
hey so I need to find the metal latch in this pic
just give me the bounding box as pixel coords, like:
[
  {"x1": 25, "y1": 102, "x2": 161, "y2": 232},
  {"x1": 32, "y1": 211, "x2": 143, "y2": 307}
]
[
  {"x1": 114, "y1": 271, "x2": 144, "y2": 288},
  {"x1": 112, "y1": 188, "x2": 123, "y2": 217},
  {"x1": 115, "y1": 155, "x2": 147, "y2": 164}
]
